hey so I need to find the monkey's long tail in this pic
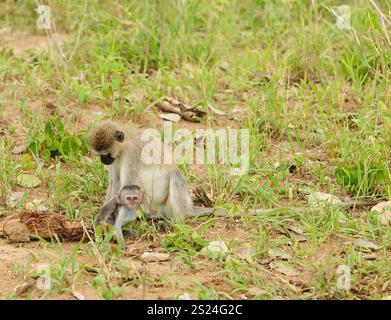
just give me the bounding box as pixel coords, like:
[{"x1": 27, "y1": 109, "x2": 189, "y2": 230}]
[{"x1": 189, "y1": 206, "x2": 292, "y2": 217}]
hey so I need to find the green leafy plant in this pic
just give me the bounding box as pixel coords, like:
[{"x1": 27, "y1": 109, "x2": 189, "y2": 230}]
[
  {"x1": 27, "y1": 117, "x2": 88, "y2": 161},
  {"x1": 93, "y1": 275, "x2": 123, "y2": 300},
  {"x1": 335, "y1": 162, "x2": 389, "y2": 197},
  {"x1": 161, "y1": 223, "x2": 211, "y2": 255}
]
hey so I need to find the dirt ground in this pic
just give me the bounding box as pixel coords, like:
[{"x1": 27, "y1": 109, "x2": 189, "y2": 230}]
[{"x1": 1, "y1": 2, "x2": 390, "y2": 300}]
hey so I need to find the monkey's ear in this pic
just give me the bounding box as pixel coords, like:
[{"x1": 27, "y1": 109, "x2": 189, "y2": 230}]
[{"x1": 114, "y1": 130, "x2": 125, "y2": 142}]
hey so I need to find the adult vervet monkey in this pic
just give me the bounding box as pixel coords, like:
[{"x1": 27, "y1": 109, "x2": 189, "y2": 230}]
[
  {"x1": 88, "y1": 121, "x2": 199, "y2": 223},
  {"x1": 88, "y1": 121, "x2": 277, "y2": 225}
]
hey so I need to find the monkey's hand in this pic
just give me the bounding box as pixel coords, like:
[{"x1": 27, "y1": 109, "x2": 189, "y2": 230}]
[{"x1": 95, "y1": 197, "x2": 118, "y2": 227}]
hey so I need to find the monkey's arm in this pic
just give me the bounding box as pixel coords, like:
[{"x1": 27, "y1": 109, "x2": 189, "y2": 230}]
[
  {"x1": 118, "y1": 151, "x2": 138, "y2": 189},
  {"x1": 95, "y1": 197, "x2": 118, "y2": 227},
  {"x1": 105, "y1": 166, "x2": 119, "y2": 202}
]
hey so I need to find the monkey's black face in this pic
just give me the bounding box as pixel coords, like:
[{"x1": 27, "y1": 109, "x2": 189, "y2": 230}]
[{"x1": 100, "y1": 153, "x2": 115, "y2": 165}]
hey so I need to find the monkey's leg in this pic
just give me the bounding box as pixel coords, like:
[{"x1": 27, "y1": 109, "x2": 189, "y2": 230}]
[
  {"x1": 114, "y1": 206, "x2": 138, "y2": 249},
  {"x1": 165, "y1": 171, "x2": 194, "y2": 220},
  {"x1": 105, "y1": 215, "x2": 115, "y2": 225}
]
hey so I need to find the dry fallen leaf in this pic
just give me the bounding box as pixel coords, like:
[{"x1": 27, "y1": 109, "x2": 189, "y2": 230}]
[
  {"x1": 236, "y1": 244, "x2": 256, "y2": 262},
  {"x1": 285, "y1": 224, "x2": 307, "y2": 242},
  {"x1": 354, "y1": 238, "x2": 378, "y2": 251},
  {"x1": 286, "y1": 225, "x2": 305, "y2": 235},
  {"x1": 247, "y1": 286, "x2": 267, "y2": 296},
  {"x1": 268, "y1": 247, "x2": 292, "y2": 260},
  {"x1": 156, "y1": 97, "x2": 205, "y2": 122},
  {"x1": 13, "y1": 281, "x2": 34, "y2": 296},
  {"x1": 269, "y1": 261, "x2": 299, "y2": 277},
  {"x1": 363, "y1": 253, "x2": 378, "y2": 261},
  {"x1": 158, "y1": 113, "x2": 181, "y2": 122}
]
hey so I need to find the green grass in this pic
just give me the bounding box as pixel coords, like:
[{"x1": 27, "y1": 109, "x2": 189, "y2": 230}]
[{"x1": 0, "y1": 0, "x2": 390, "y2": 300}]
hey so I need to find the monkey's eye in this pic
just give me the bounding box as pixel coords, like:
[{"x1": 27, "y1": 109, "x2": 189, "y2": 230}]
[
  {"x1": 114, "y1": 130, "x2": 125, "y2": 142},
  {"x1": 126, "y1": 196, "x2": 133, "y2": 202},
  {"x1": 132, "y1": 196, "x2": 139, "y2": 201}
]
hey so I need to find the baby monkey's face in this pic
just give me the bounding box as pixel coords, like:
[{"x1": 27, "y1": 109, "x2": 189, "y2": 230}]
[{"x1": 116, "y1": 186, "x2": 143, "y2": 209}]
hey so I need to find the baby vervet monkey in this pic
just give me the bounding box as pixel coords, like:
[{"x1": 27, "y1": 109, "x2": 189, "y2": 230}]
[{"x1": 95, "y1": 185, "x2": 144, "y2": 248}]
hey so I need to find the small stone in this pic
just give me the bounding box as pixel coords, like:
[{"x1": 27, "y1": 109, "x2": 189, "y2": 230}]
[
  {"x1": 177, "y1": 292, "x2": 191, "y2": 300},
  {"x1": 200, "y1": 240, "x2": 229, "y2": 260},
  {"x1": 308, "y1": 192, "x2": 342, "y2": 206},
  {"x1": 72, "y1": 291, "x2": 86, "y2": 300},
  {"x1": 371, "y1": 201, "x2": 391, "y2": 225},
  {"x1": 140, "y1": 252, "x2": 170, "y2": 262}
]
